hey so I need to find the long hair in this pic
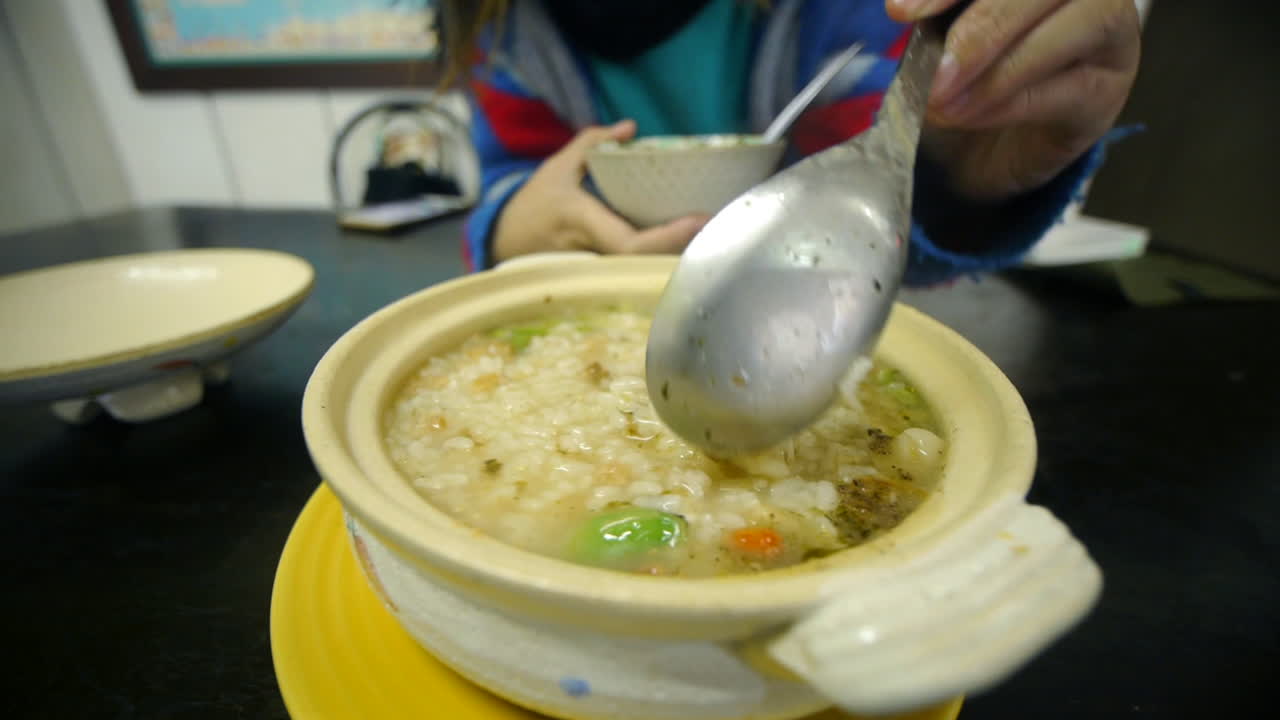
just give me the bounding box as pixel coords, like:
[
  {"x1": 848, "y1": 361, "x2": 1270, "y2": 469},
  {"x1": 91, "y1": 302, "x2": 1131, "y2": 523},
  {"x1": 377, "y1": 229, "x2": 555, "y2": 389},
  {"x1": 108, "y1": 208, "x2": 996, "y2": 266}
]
[{"x1": 438, "y1": 0, "x2": 508, "y2": 88}]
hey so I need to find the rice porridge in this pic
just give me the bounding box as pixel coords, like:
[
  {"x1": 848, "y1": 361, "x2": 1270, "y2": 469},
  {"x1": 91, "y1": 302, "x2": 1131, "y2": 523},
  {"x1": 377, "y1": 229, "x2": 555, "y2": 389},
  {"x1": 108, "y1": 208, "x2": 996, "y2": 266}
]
[{"x1": 384, "y1": 308, "x2": 945, "y2": 577}]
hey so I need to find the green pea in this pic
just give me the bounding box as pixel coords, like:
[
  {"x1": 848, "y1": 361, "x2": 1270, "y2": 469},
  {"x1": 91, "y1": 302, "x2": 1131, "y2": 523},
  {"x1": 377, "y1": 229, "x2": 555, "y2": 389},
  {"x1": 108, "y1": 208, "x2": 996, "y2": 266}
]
[{"x1": 571, "y1": 507, "x2": 686, "y2": 568}]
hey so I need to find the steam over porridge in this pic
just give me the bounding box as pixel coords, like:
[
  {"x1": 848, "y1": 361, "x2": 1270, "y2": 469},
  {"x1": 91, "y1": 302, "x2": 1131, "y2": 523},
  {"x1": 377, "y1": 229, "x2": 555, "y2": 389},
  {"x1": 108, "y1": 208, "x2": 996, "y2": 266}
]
[{"x1": 384, "y1": 308, "x2": 945, "y2": 576}]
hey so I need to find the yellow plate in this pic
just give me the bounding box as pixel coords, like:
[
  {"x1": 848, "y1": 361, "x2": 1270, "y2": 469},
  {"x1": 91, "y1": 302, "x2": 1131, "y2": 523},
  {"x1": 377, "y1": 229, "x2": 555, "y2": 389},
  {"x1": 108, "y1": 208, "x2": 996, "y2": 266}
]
[{"x1": 270, "y1": 485, "x2": 964, "y2": 720}]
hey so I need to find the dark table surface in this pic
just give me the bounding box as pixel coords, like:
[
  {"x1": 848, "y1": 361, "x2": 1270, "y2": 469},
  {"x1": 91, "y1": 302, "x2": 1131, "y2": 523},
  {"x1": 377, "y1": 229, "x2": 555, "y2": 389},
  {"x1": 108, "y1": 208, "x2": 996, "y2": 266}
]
[{"x1": 2, "y1": 207, "x2": 1276, "y2": 719}]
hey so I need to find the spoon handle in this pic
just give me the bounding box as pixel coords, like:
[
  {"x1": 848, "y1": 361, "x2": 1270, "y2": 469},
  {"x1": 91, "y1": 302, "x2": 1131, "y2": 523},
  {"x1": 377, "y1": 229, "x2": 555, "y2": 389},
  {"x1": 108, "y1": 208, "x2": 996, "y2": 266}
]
[
  {"x1": 762, "y1": 42, "x2": 865, "y2": 144},
  {"x1": 863, "y1": 1, "x2": 972, "y2": 168}
]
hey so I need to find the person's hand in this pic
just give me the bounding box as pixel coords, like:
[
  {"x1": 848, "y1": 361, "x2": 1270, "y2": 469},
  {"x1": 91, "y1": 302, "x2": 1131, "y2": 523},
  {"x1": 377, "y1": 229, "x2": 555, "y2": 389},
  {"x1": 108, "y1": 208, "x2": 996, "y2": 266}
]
[
  {"x1": 886, "y1": 0, "x2": 1141, "y2": 201},
  {"x1": 493, "y1": 119, "x2": 709, "y2": 263}
]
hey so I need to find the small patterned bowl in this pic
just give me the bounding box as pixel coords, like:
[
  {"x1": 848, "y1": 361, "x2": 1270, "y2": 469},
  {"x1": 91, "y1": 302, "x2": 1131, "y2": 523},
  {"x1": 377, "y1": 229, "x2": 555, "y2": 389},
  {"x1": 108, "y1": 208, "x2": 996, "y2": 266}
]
[{"x1": 586, "y1": 134, "x2": 785, "y2": 228}]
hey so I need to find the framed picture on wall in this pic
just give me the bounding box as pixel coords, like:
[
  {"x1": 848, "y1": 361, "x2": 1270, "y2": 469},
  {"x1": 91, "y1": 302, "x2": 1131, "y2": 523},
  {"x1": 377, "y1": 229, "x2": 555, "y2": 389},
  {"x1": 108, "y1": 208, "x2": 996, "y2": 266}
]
[{"x1": 105, "y1": 0, "x2": 443, "y2": 91}]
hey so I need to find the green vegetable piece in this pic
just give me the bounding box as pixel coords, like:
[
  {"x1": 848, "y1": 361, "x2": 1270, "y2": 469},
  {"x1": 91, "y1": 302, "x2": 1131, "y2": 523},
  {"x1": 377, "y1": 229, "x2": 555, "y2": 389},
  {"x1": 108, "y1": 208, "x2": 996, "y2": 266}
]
[
  {"x1": 571, "y1": 507, "x2": 686, "y2": 567},
  {"x1": 489, "y1": 322, "x2": 554, "y2": 352},
  {"x1": 506, "y1": 328, "x2": 544, "y2": 352},
  {"x1": 885, "y1": 381, "x2": 921, "y2": 407},
  {"x1": 874, "y1": 367, "x2": 921, "y2": 407},
  {"x1": 874, "y1": 367, "x2": 901, "y2": 385}
]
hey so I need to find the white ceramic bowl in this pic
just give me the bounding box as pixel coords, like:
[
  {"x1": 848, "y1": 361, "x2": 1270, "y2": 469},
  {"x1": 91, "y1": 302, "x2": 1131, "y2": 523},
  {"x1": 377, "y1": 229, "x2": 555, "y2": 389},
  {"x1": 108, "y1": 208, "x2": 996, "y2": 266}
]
[
  {"x1": 0, "y1": 248, "x2": 314, "y2": 423},
  {"x1": 302, "y1": 255, "x2": 1101, "y2": 720},
  {"x1": 586, "y1": 134, "x2": 785, "y2": 227}
]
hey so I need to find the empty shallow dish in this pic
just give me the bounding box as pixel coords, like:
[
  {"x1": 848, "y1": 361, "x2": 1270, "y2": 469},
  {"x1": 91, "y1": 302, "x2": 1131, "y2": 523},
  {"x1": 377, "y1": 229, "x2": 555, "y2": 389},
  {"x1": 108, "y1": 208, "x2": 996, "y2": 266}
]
[{"x1": 0, "y1": 247, "x2": 314, "y2": 423}]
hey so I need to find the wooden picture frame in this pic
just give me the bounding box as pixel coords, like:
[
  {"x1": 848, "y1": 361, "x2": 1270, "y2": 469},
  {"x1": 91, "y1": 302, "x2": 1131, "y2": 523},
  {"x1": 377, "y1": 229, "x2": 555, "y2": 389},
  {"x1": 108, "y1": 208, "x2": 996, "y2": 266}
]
[{"x1": 104, "y1": 0, "x2": 443, "y2": 91}]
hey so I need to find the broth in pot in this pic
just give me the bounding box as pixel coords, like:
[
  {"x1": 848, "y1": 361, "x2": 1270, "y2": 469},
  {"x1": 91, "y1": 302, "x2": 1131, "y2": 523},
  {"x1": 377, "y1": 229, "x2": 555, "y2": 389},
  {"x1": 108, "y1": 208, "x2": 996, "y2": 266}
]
[{"x1": 385, "y1": 308, "x2": 944, "y2": 577}]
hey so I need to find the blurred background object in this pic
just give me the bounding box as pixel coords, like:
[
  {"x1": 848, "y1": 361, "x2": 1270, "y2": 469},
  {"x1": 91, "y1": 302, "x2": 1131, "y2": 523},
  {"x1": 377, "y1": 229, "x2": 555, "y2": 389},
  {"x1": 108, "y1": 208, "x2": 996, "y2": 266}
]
[
  {"x1": 330, "y1": 98, "x2": 478, "y2": 232},
  {"x1": 102, "y1": 0, "x2": 443, "y2": 91},
  {"x1": 0, "y1": 0, "x2": 465, "y2": 236},
  {"x1": 1083, "y1": 0, "x2": 1280, "y2": 283},
  {"x1": 1, "y1": 0, "x2": 1276, "y2": 284}
]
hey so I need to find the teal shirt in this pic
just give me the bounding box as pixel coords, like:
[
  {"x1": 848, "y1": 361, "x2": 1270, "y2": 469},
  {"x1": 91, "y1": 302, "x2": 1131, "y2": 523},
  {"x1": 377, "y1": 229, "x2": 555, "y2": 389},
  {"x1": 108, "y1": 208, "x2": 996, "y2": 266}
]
[{"x1": 583, "y1": 0, "x2": 759, "y2": 137}]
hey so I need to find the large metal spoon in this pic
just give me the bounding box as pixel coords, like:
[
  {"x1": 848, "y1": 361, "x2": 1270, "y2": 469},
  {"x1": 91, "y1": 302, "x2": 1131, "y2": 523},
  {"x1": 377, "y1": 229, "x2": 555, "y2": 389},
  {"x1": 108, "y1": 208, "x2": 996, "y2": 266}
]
[{"x1": 646, "y1": 14, "x2": 955, "y2": 455}]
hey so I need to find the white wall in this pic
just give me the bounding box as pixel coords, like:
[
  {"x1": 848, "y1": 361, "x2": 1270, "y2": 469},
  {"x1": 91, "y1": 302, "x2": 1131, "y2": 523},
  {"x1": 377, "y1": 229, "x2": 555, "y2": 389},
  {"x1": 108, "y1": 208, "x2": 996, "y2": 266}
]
[
  {"x1": 0, "y1": 4, "x2": 81, "y2": 235},
  {"x1": 0, "y1": 0, "x2": 469, "y2": 235}
]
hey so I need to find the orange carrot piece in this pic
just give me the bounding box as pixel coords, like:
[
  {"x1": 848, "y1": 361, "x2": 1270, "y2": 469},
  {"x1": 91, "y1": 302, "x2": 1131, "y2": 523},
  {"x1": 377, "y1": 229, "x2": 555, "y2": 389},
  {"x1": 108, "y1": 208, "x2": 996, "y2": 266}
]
[{"x1": 727, "y1": 527, "x2": 784, "y2": 559}]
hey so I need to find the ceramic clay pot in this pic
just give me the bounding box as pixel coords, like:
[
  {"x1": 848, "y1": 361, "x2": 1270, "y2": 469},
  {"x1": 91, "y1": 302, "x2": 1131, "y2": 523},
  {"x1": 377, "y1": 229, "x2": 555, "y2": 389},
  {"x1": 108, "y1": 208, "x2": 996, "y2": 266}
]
[{"x1": 302, "y1": 254, "x2": 1100, "y2": 720}]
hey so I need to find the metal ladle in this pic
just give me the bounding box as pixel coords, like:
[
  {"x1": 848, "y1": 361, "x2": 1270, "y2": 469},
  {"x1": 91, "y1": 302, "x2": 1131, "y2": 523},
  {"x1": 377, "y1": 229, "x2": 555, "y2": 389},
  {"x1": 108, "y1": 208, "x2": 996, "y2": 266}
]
[{"x1": 646, "y1": 13, "x2": 956, "y2": 455}]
